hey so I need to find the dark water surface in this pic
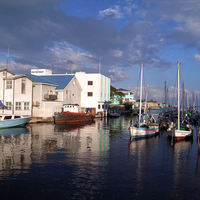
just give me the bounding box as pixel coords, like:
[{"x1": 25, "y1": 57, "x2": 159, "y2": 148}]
[{"x1": 0, "y1": 113, "x2": 200, "y2": 200}]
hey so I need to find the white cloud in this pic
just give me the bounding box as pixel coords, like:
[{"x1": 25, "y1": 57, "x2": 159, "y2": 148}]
[
  {"x1": 98, "y1": 5, "x2": 124, "y2": 20},
  {"x1": 194, "y1": 54, "x2": 200, "y2": 61},
  {"x1": 113, "y1": 50, "x2": 123, "y2": 57},
  {"x1": 109, "y1": 67, "x2": 130, "y2": 82},
  {"x1": 124, "y1": 4, "x2": 137, "y2": 16}
]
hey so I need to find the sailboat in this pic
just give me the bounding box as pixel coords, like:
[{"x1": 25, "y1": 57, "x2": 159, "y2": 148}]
[
  {"x1": 129, "y1": 63, "x2": 159, "y2": 139},
  {"x1": 167, "y1": 61, "x2": 193, "y2": 141}
]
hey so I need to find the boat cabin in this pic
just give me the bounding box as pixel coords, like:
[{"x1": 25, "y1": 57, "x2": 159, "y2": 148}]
[
  {"x1": 0, "y1": 115, "x2": 23, "y2": 120},
  {"x1": 62, "y1": 104, "x2": 79, "y2": 113}
]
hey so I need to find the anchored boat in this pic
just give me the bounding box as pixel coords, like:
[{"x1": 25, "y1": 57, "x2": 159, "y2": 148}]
[{"x1": 54, "y1": 104, "x2": 95, "y2": 124}]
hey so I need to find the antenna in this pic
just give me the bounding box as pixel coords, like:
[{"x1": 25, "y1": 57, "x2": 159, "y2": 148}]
[{"x1": 6, "y1": 44, "x2": 10, "y2": 70}]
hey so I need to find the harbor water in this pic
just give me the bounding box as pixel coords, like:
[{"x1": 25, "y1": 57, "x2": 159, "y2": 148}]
[{"x1": 0, "y1": 112, "x2": 200, "y2": 200}]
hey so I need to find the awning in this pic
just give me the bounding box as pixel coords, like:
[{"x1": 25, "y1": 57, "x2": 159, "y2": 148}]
[{"x1": 0, "y1": 101, "x2": 6, "y2": 107}]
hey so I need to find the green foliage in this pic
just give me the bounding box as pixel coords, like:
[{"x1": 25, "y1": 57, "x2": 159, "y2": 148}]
[{"x1": 110, "y1": 85, "x2": 125, "y2": 104}]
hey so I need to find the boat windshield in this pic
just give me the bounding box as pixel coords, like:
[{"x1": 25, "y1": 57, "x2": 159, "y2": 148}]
[
  {"x1": 4, "y1": 116, "x2": 12, "y2": 120},
  {"x1": 14, "y1": 116, "x2": 21, "y2": 119}
]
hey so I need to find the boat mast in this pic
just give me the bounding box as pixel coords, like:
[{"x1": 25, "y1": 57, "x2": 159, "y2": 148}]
[
  {"x1": 144, "y1": 85, "x2": 148, "y2": 114},
  {"x1": 139, "y1": 62, "x2": 143, "y2": 127},
  {"x1": 165, "y1": 81, "x2": 166, "y2": 113},
  {"x1": 178, "y1": 61, "x2": 180, "y2": 130}
]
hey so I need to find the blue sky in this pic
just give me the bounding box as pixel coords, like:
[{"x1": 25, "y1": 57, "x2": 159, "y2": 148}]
[{"x1": 0, "y1": 0, "x2": 200, "y2": 103}]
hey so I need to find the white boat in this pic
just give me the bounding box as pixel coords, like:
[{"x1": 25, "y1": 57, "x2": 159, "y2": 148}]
[
  {"x1": 0, "y1": 114, "x2": 30, "y2": 129},
  {"x1": 129, "y1": 63, "x2": 159, "y2": 139},
  {"x1": 167, "y1": 61, "x2": 193, "y2": 141}
]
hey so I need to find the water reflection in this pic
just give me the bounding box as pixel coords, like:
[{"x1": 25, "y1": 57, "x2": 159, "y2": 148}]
[
  {"x1": 0, "y1": 127, "x2": 31, "y2": 179},
  {"x1": 0, "y1": 119, "x2": 110, "y2": 180}
]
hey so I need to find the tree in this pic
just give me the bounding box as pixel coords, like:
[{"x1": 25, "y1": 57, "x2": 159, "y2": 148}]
[{"x1": 110, "y1": 85, "x2": 125, "y2": 104}]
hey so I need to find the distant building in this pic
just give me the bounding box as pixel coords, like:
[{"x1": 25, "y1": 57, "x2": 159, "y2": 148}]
[
  {"x1": 111, "y1": 88, "x2": 135, "y2": 107},
  {"x1": 31, "y1": 69, "x2": 52, "y2": 75}
]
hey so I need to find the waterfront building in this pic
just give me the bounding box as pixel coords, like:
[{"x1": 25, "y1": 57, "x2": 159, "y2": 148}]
[
  {"x1": 75, "y1": 72, "x2": 110, "y2": 116},
  {"x1": 0, "y1": 69, "x2": 33, "y2": 116},
  {"x1": 27, "y1": 73, "x2": 82, "y2": 118},
  {"x1": 29, "y1": 69, "x2": 110, "y2": 117}
]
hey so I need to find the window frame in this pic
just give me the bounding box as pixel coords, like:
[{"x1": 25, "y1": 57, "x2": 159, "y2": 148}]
[
  {"x1": 24, "y1": 102, "x2": 30, "y2": 110},
  {"x1": 87, "y1": 92, "x2": 93, "y2": 97},
  {"x1": 6, "y1": 80, "x2": 12, "y2": 89},
  {"x1": 15, "y1": 102, "x2": 22, "y2": 110},
  {"x1": 21, "y1": 78, "x2": 26, "y2": 94},
  {"x1": 88, "y1": 81, "x2": 93, "y2": 85}
]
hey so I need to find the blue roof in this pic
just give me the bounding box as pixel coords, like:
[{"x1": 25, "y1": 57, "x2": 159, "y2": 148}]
[
  {"x1": 26, "y1": 74, "x2": 75, "y2": 90},
  {"x1": 117, "y1": 88, "x2": 130, "y2": 92}
]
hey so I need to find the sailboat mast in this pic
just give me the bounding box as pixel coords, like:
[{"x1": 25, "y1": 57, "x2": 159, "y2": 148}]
[
  {"x1": 178, "y1": 61, "x2": 180, "y2": 130},
  {"x1": 139, "y1": 62, "x2": 143, "y2": 127},
  {"x1": 165, "y1": 81, "x2": 166, "y2": 113}
]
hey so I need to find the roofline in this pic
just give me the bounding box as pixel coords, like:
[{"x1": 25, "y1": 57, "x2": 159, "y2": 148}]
[
  {"x1": 33, "y1": 82, "x2": 58, "y2": 87},
  {"x1": 0, "y1": 69, "x2": 15, "y2": 75},
  {"x1": 4, "y1": 74, "x2": 34, "y2": 82}
]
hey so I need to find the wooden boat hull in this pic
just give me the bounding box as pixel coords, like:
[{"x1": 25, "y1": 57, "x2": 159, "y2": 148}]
[
  {"x1": 54, "y1": 112, "x2": 95, "y2": 124},
  {"x1": 0, "y1": 117, "x2": 30, "y2": 129},
  {"x1": 129, "y1": 126, "x2": 159, "y2": 139}
]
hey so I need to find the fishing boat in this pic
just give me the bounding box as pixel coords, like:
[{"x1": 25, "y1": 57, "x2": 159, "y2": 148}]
[
  {"x1": 167, "y1": 61, "x2": 193, "y2": 141},
  {"x1": 129, "y1": 63, "x2": 159, "y2": 140},
  {"x1": 0, "y1": 114, "x2": 30, "y2": 129},
  {"x1": 54, "y1": 104, "x2": 95, "y2": 124}
]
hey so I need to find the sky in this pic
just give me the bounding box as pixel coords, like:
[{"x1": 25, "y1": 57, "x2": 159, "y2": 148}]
[{"x1": 0, "y1": 0, "x2": 200, "y2": 104}]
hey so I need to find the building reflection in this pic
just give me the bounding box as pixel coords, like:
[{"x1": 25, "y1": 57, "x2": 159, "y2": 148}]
[
  {"x1": 0, "y1": 127, "x2": 31, "y2": 179},
  {"x1": 0, "y1": 118, "x2": 110, "y2": 180}
]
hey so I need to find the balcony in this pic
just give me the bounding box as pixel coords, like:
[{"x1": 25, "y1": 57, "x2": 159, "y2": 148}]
[{"x1": 44, "y1": 93, "x2": 57, "y2": 100}]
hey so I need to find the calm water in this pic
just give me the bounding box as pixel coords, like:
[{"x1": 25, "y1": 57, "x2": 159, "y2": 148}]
[{"x1": 0, "y1": 113, "x2": 200, "y2": 200}]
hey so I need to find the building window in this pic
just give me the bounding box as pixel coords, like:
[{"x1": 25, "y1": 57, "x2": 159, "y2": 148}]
[
  {"x1": 69, "y1": 91, "x2": 72, "y2": 99},
  {"x1": 21, "y1": 78, "x2": 26, "y2": 94},
  {"x1": 102, "y1": 105, "x2": 104, "y2": 109},
  {"x1": 5, "y1": 102, "x2": 12, "y2": 110},
  {"x1": 15, "y1": 102, "x2": 21, "y2": 110},
  {"x1": 6, "y1": 80, "x2": 12, "y2": 89},
  {"x1": 88, "y1": 92, "x2": 93, "y2": 97},
  {"x1": 66, "y1": 90, "x2": 68, "y2": 99},
  {"x1": 24, "y1": 102, "x2": 30, "y2": 110},
  {"x1": 98, "y1": 104, "x2": 100, "y2": 109},
  {"x1": 88, "y1": 81, "x2": 93, "y2": 85}
]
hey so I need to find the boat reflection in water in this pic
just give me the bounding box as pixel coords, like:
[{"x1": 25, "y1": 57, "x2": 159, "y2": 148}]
[{"x1": 0, "y1": 126, "x2": 29, "y2": 136}]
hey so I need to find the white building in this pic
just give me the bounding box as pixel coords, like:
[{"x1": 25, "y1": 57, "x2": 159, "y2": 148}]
[
  {"x1": 28, "y1": 74, "x2": 82, "y2": 118},
  {"x1": 75, "y1": 72, "x2": 110, "y2": 115},
  {"x1": 0, "y1": 69, "x2": 33, "y2": 116},
  {"x1": 30, "y1": 69, "x2": 110, "y2": 117},
  {"x1": 31, "y1": 69, "x2": 52, "y2": 75}
]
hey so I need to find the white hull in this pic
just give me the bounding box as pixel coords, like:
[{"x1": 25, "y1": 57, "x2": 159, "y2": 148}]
[
  {"x1": 130, "y1": 126, "x2": 159, "y2": 139},
  {"x1": 167, "y1": 129, "x2": 193, "y2": 140}
]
